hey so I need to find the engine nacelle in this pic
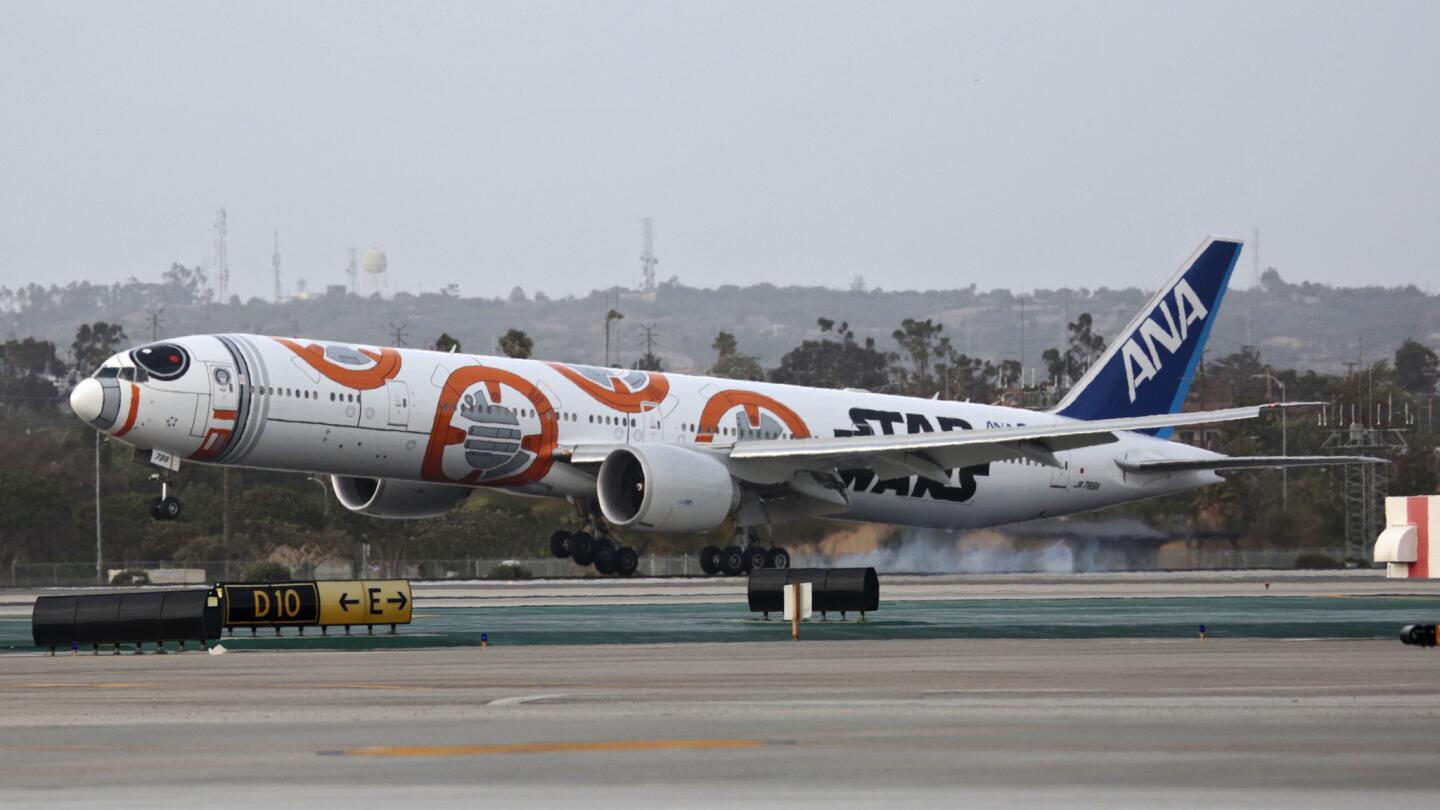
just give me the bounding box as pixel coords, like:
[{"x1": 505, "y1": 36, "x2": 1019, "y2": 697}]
[
  {"x1": 597, "y1": 445, "x2": 738, "y2": 533},
  {"x1": 331, "y1": 476, "x2": 472, "y2": 519}
]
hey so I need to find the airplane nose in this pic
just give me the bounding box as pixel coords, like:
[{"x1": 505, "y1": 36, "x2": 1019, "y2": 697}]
[{"x1": 70, "y1": 378, "x2": 104, "y2": 422}]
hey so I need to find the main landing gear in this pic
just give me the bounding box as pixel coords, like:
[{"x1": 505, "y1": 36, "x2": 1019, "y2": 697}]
[
  {"x1": 550, "y1": 527, "x2": 639, "y2": 578},
  {"x1": 699, "y1": 530, "x2": 790, "y2": 577},
  {"x1": 148, "y1": 475, "x2": 181, "y2": 521}
]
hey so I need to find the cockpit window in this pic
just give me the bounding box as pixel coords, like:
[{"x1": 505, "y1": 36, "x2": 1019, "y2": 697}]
[
  {"x1": 118, "y1": 368, "x2": 134, "y2": 381},
  {"x1": 96, "y1": 367, "x2": 120, "y2": 378},
  {"x1": 131, "y1": 343, "x2": 190, "y2": 381}
]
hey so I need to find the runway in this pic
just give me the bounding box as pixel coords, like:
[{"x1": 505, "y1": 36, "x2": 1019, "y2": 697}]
[
  {"x1": 1, "y1": 638, "x2": 1437, "y2": 807},
  {"x1": 2, "y1": 572, "x2": 1438, "y2": 806}
]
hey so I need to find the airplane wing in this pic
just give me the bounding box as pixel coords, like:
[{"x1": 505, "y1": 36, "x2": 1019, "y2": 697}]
[
  {"x1": 1116, "y1": 455, "x2": 1386, "y2": 474},
  {"x1": 723, "y1": 402, "x2": 1316, "y2": 483}
]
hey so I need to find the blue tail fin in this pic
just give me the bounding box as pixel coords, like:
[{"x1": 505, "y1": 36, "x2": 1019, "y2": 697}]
[{"x1": 1052, "y1": 237, "x2": 1242, "y2": 432}]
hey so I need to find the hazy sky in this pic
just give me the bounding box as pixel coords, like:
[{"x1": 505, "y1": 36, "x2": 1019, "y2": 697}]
[{"x1": 2, "y1": 1, "x2": 1436, "y2": 300}]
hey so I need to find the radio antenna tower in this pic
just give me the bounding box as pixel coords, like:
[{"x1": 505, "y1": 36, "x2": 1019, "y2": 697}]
[
  {"x1": 639, "y1": 217, "x2": 658, "y2": 292},
  {"x1": 214, "y1": 209, "x2": 229, "y2": 303},
  {"x1": 271, "y1": 229, "x2": 283, "y2": 303},
  {"x1": 345, "y1": 248, "x2": 359, "y2": 293},
  {"x1": 1252, "y1": 227, "x2": 1261, "y2": 288}
]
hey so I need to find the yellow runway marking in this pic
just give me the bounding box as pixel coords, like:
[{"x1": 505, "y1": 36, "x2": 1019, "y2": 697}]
[{"x1": 338, "y1": 738, "x2": 768, "y2": 758}]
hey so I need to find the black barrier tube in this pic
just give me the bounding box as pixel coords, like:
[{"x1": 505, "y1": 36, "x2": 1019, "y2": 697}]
[
  {"x1": 159, "y1": 590, "x2": 219, "y2": 644},
  {"x1": 745, "y1": 568, "x2": 880, "y2": 616},
  {"x1": 31, "y1": 596, "x2": 78, "y2": 648},
  {"x1": 817, "y1": 568, "x2": 880, "y2": 613},
  {"x1": 74, "y1": 593, "x2": 123, "y2": 646},
  {"x1": 116, "y1": 592, "x2": 167, "y2": 645},
  {"x1": 747, "y1": 569, "x2": 790, "y2": 613}
]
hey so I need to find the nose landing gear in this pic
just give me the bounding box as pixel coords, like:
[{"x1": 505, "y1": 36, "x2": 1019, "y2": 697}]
[{"x1": 147, "y1": 476, "x2": 181, "y2": 521}]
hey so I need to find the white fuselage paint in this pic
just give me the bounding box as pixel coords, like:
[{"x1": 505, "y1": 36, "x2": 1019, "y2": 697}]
[{"x1": 90, "y1": 334, "x2": 1223, "y2": 532}]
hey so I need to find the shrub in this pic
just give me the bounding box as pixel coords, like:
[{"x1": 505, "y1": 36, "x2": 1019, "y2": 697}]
[
  {"x1": 1293, "y1": 552, "x2": 1345, "y2": 570},
  {"x1": 487, "y1": 561, "x2": 533, "y2": 580},
  {"x1": 109, "y1": 567, "x2": 150, "y2": 586},
  {"x1": 240, "y1": 560, "x2": 293, "y2": 582}
]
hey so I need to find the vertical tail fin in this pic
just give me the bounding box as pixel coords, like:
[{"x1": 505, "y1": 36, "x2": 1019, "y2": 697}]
[{"x1": 1052, "y1": 237, "x2": 1243, "y2": 431}]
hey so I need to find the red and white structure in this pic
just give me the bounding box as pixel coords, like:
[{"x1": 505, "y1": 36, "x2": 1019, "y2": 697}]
[{"x1": 1374, "y1": 496, "x2": 1439, "y2": 579}]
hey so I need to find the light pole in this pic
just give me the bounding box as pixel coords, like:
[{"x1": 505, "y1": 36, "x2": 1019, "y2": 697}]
[
  {"x1": 95, "y1": 431, "x2": 103, "y2": 585},
  {"x1": 1254, "y1": 372, "x2": 1288, "y2": 509}
]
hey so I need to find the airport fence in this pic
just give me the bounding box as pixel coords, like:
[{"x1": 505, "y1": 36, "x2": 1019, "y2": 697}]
[{"x1": 5, "y1": 556, "x2": 709, "y2": 587}]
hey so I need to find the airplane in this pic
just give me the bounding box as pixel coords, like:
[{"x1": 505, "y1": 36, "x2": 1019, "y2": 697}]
[{"x1": 67, "y1": 237, "x2": 1381, "y2": 577}]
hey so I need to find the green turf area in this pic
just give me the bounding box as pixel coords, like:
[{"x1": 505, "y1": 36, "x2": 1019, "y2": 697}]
[{"x1": 3, "y1": 595, "x2": 1437, "y2": 653}]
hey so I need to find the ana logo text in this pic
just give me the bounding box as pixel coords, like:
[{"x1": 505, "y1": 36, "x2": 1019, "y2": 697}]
[{"x1": 1121, "y1": 278, "x2": 1208, "y2": 402}]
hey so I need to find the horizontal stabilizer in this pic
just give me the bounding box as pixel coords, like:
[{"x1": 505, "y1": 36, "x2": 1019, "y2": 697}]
[{"x1": 1117, "y1": 455, "x2": 1387, "y2": 474}]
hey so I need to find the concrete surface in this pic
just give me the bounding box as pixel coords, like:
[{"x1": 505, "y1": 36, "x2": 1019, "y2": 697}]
[{"x1": 1, "y1": 637, "x2": 1437, "y2": 807}]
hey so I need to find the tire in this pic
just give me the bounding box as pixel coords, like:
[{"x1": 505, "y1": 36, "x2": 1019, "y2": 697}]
[
  {"x1": 592, "y1": 537, "x2": 617, "y2": 570},
  {"x1": 699, "y1": 546, "x2": 721, "y2": 576},
  {"x1": 570, "y1": 531, "x2": 595, "y2": 566},
  {"x1": 745, "y1": 545, "x2": 769, "y2": 572},
  {"x1": 719, "y1": 546, "x2": 746, "y2": 576},
  {"x1": 148, "y1": 497, "x2": 164, "y2": 521},
  {"x1": 614, "y1": 547, "x2": 639, "y2": 577},
  {"x1": 767, "y1": 547, "x2": 791, "y2": 569},
  {"x1": 160, "y1": 497, "x2": 181, "y2": 520},
  {"x1": 549, "y1": 530, "x2": 572, "y2": 559}
]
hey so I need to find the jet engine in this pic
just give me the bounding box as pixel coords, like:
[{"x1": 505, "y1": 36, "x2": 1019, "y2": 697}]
[
  {"x1": 596, "y1": 445, "x2": 738, "y2": 533},
  {"x1": 331, "y1": 476, "x2": 472, "y2": 519}
]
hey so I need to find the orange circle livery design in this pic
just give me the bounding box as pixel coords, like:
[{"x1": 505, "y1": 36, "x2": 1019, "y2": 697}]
[
  {"x1": 695, "y1": 390, "x2": 810, "y2": 443},
  {"x1": 273, "y1": 338, "x2": 401, "y2": 390},
  {"x1": 547, "y1": 364, "x2": 669, "y2": 412},
  {"x1": 422, "y1": 365, "x2": 558, "y2": 487}
]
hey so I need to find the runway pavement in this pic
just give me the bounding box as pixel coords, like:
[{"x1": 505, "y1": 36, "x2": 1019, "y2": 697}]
[{"x1": 1, "y1": 637, "x2": 1436, "y2": 807}]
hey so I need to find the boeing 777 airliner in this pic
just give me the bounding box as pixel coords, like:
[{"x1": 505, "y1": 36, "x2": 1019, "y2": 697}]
[{"x1": 68, "y1": 238, "x2": 1379, "y2": 576}]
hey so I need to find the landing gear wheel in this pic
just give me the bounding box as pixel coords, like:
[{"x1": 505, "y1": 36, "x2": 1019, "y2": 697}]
[
  {"x1": 613, "y1": 547, "x2": 639, "y2": 577},
  {"x1": 570, "y1": 531, "x2": 596, "y2": 566},
  {"x1": 719, "y1": 546, "x2": 746, "y2": 577},
  {"x1": 745, "y1": 545, "x2": 770, "y2": 572},
  {"x1": 699, "y1": 546, "x2": 721, "y2": 576},
  {"x1": 549, "y1": 530, "x2": 572, "y2": 559},
  {"x1": 150, "y1": 496, "x2": 181, "y2": 521},
  {"x1": 767, "y1": 547, "x2": 791, "y2": 569},
  {"x1": 592, "y1": 538, "x2": 617, "y2": 574}
]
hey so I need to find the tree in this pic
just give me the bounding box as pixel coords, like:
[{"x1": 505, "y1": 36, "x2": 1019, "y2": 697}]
[
  {"x1": 434, "y1": 332, "x2": 462, "y2": 353},
  {"x1": 891, "y1": 318, "x2": 946, "y2": 396},
  {"x1": 0, "y1": 338, "x2": 66, "y2": 409},
  {"x1": 709, "y1": 330, "x2": 765, "y2": 381},
  {"x1": 632, "y1": 352, "x2": 664, "y2": 372},
  {"x1": 1394, "y1": 339, "x2": 1440, "y2": 394},
  {"x1": 770, "y1": 317, "x2": 893, "y2": 390},
  {"x1": 498, "y1": 328, "x2": 533, "y2": 359},
  {"x1": 1064, "y1": 313, "x2": 1106, "y2": 381},
  {"x1": 71, "y1": 322, "x2": 126, "y2": 377},
  {"x1": 508, "y1": 286, "x2": 528, "y2": 304}
]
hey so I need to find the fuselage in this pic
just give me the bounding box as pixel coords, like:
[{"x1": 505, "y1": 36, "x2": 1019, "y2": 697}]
[{"x1": 71, "y1": 334, "x2": 1223, "y2": 531}]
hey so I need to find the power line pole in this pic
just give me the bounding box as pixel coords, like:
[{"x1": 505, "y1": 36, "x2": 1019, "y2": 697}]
[
  {"x1": 94, "y1": 432, "x2": 103, "y2": 585},
  {"x1": 214, "y1": 208, "x2": 229, "y2": 303},
  {"x1": 389, "y1": 322, "x2": 408, "y2": 347},
  {"x1": 639, "y1": 218, "x2": 657, "y2": 292},
  {"x1": 145, "y1": 306, "x2": 164, "y2": 341},
  {"x1": 272, "y1": 228, "x2": 283, "y2": 303}
]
